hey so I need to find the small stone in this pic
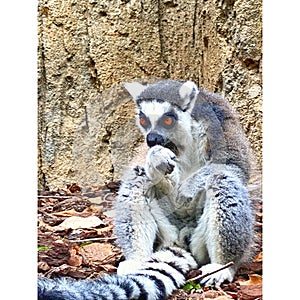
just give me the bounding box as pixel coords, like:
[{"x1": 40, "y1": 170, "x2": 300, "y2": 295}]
[{"x1": 248, "y1": 84, "x2": 262, "y2": 99}]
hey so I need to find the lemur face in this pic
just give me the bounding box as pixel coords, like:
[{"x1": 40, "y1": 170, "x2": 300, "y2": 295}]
[
  {"x1": 124, "y1": 80, "x2": 199, "y2": 157},
  {"x1": 137, "y1": 100, "x2": 180, "y2": 155}
]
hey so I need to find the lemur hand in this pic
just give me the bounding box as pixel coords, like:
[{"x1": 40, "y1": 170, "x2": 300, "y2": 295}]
[{"x1": 145, "y1": 145, "x2": 176, "y2": 183}]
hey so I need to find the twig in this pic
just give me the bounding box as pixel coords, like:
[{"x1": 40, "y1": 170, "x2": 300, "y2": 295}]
[
  {"x1": 187, "y1": 262, "x2": 234, "y2": 283},
  {"x1": 68, "y1": 237, "x2": 117, "y2": 243},
  {"x1": 38, "y1": 195, "x2": 75, "y2": 199}
]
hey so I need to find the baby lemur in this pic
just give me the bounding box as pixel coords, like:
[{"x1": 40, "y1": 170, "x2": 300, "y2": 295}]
[{"x1": 114, "y1": 79, "x2": 257, "y2": 286}]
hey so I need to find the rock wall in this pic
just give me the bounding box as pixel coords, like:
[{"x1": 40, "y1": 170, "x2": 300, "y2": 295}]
[{"x1": 38, "y1": 0, "x2": 262, "y2": 190}]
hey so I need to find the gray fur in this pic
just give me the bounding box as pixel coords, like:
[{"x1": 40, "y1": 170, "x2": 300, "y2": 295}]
[
  {"x1": 114, "y1": 79, "x2": 258, "y2": 286},
  {"x1": 134, "y1": 80, "x2": 197, "y2": 112}
]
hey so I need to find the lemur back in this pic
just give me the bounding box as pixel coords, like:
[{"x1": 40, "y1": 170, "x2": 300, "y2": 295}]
[{"x1": 114, "y1": 79, "x2": 258, "y2": 287}]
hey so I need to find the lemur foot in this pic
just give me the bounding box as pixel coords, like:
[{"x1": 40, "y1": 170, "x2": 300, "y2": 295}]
[
  {"x1": 199, "y1": 263, "x2": 234, "y2": 287},
  {"x1": 117, "y1": 259, "x2": 143, "y2": 275}
]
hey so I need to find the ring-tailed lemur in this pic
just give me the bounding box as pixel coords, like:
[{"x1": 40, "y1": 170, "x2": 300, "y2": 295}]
[
  {"x1": 38, "y1": 79, "x2": 258, "y2": 299},
  {"x1": 114, "y1": 79, "x2": 257, "y2": 287},
  {"x1": 38, "y1": 246, "x2": 197, "y2": 300}
]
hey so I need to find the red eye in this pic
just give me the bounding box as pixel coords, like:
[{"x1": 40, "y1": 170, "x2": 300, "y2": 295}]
[
  {"x1": 164, "y1": 117, "x2": 173, "y2": 126},
  {"x1": 140, "y1": 117, "x2": 147, "y2": 126}
]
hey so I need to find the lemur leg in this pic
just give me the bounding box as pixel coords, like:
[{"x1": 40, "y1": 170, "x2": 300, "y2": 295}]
[
  {"x1": 149, "y1": 198, "x2": 179, "y2": 250},
  {"x1": 187, "y1": 166, "x2": 254, "y2": 286}
]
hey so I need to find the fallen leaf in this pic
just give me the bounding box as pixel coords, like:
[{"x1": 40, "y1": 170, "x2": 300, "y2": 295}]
[
  {"x1": 44, "y1": 264, "x2": 71, "y2": 277},
  {"x1": 38, "y1": 261, "x2": 50, "y2": 272},
  {"x1": 38, "y1": 218, "x2": 55, "y2": 231},
  {"x1": 101, "y1": 264, "x2": 118, "y2": 272},
  {"x1": 239, "y1": 274, "x2": 263, "y2": 286},
  {"x1": 254, "y1": 251, "x2": 263, "y2": 262},
  {"x1": 224, "y1": 291, "x2": 238, "y2": 299},
  {"x1": 68, "y1": 248, "x2": 83, "y2": 267},
  {"x1": 51, "y1": 209, "x2": 79, "y2": 217},
  {"x1": 52, "y1": 209, "x2": 93, "y2": 218},
  {"x1": 202, "y1": 290, "x2": 226, "y2": 298},
  {"x1": 53, "y1": 197, "x2": 92, "y2": 212},
  {"x1": 67, "y1": 183, "x2": 81, "y2": 193},
  {"x1": 53, "y1": 216, "x2": 104, "y2": 231},
  {"x1": 238, "y1": 274, "x2": 263, "y2": 300},
  {"x1": 79, "y1": 243, "x2": 115, "y2": 266},
  {"x1": 96, "y1": 225, "x2": 114, "y2": 235},
  {"x1": 106, "y1": 181, "x2": 121, "y2": 191},
  {"x1": 238, "y1": 285, "x2": 262, "y2": 300}
]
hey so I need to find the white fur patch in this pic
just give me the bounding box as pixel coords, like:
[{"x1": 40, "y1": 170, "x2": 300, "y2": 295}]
[
  {"x1": 117, "y1": 259, "x2": 143, "y2": 275},
  {"x1": 139, "y1": 101, "x2": 172, "y2": 130},
  {"x1": 179, "y1": 81, "x2": 198, "y2": 100},
  {"x1": 124, "y1": 82, "x2": 148, "y2": 100}
]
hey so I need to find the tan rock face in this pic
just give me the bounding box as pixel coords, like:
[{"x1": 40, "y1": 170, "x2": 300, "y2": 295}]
[{"x1": 38, "y1": 0, "x2": 262, "y2": 190}]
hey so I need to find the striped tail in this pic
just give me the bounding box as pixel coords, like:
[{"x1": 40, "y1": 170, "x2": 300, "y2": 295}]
[{"x1": 38, "y1": 247, "x2": 197, "y2": 300}]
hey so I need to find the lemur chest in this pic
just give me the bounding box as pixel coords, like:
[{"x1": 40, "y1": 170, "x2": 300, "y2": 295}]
[{"x1": 153, "y1": 180, "x2": 205, "y2": 219}]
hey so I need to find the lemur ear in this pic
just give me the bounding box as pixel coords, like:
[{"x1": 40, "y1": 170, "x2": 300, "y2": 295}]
[
  {"x1": 124, "y1": 82, "x2": 148, "y2": 101},
  {"x1": 179, "y1": 81, "x2": 199, "y2": 111}
]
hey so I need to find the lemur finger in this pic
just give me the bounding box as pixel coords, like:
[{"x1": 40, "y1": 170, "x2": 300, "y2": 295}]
[{"x1": 166, "y1": 162, "x2": 175, "y2": 174}]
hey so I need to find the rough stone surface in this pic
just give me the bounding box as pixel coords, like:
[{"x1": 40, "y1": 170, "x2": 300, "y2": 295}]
[{"x1": 38, "y1": 0, "x2": 262, "y2": 190}]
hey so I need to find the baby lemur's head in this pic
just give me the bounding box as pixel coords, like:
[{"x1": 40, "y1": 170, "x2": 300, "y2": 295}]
[{"x1": 124, "y1": 80, "x2": 199, "y2": 156}]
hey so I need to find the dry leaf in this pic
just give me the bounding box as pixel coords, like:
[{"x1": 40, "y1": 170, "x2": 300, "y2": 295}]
[
  {"x1": 202, "y1": 291, "x2": 227, "y2": 299},
  {"x1": 51, "y1": 209, "x2": 78, "y2": 217},
  {"x1": 67, "y1": 183, "x2": 81, "y2": 193},
  {"x1": 38, "y1": 261, "x2": 50, "y2": 272},
  {"x1": 38, "y1": 218, "x2": 55, "y2": 231},
  {"x1": 239, "y1": 285, "x2": 262, "y2": 299},
  {"x1": 101, "y1": 264, "x2": 118, "y2": 272},
  {"x1": 239, "y1": 274, "x2": 263, "y2": 286},
  {"x1": 96, "y1": 225, "x2": 114, "y2": 235},
  {"x1": 52, "y1": 209, "x2": 93, "y2": 218},
  {"x1": 53, "y1": 216, "x2": 104, "y2": 231},
  {"x1": 238, "y1": 274, "x2": 263, "y2": 299},
  {"x1": 254, "y1": 251, "x2": 263, "y2": 262},
  {"x1": 79, "y1": 243, "x2": 114, "y2": 266},
  {"x1": 68, "y1": 248, "x2": 82, "y2": 267}
]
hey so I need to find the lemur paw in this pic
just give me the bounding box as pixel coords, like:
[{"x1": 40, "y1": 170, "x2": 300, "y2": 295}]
[
  {"x1": 117, "y1": 259, "x2": 143, "y2": 275},
  {"x1": 199, "y1": 263, "x2": 234, "y2": 287},
  {"x1": 125, "y1": 165, "x2": 146, "y2": 180},
  {"x1": 178, "y1": 172, "x2": 206, "y2": 203},
  {"x1": 178, "y1": 183, "x2": 194, "y2": 202},
  {"x1": 146, "y1": 145, "x2": 176, "y2": 180}
]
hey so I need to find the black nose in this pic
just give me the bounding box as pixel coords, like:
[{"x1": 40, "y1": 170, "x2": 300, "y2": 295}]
[{"x1": 146, "y1": 132, "x2": 165, "y2": 147}]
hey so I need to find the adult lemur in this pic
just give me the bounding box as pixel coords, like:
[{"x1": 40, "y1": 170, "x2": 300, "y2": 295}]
[
  {"x1": 38, "y1": 79, "x2": 258, "y2": 299},
  {"x1": 114, "y1": 79, "x2": 257, "y2": 287}
]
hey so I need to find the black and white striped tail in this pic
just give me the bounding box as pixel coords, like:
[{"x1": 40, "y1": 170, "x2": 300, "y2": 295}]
[{"x1": 38, "y1": 247, "x2": 197, "y2": 300}]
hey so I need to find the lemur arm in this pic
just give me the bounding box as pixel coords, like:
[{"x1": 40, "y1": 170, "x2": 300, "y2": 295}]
[{"x1": 114, "y1": 166, "x2": 157, "y2": 261}]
